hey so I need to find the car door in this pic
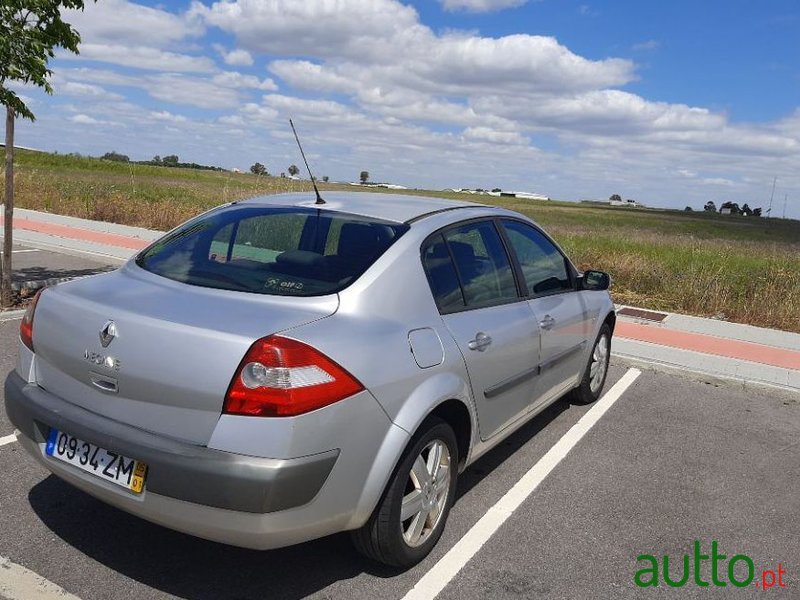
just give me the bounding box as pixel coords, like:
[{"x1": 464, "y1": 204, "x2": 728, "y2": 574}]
[
  {"x1": 421, "y1": 220, "x2": 541, "y2": 441},
  {"x1": 499, "y1": 220, "x2": 593, "y2": 404}
]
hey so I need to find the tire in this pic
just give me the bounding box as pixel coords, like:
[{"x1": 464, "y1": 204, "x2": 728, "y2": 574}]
[
  {"x1": 351, "y1": 416, "x2": 458, "y2": 568},
  {"x1": 570, "y1": 323, "x2": 612, "y2": 405}
]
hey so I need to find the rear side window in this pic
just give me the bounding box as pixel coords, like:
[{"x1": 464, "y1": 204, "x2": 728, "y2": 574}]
[
  {"x1": 501, "y1": 220, "x2": 572, "y2": 295},
  {"x1": 422, "y1": 220, "x2": 519, "y2": 313},
  {"x1": 422, "y1": 235, "x2": 465, "y2": 313},
  {"x1": 136, "y1": 206, "x2": 408, "y2": 296}
]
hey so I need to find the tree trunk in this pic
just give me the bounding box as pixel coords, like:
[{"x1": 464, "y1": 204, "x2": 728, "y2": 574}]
[{"x1": 2, "y1": 105, "x2": 14, "y2": 308}]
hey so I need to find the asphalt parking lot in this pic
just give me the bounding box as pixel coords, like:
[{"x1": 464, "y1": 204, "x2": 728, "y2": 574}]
[
  {"x1": 1, "y1": 304, "x2": 798, "y2": 600},
  {"x1": 1, "y1": 241, "x2": 798, "y2": 600},
  {"x1": 1, "y1": 243, "x2": 116, "y2": 289}
]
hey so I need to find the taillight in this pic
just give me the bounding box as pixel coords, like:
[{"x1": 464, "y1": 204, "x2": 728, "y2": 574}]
[
  {"x1": 223, "y1": 335, "x2": 364, "y2": 417},
  {"x1": 20, "y1": 289, "x2": 43, "y2": 352}
]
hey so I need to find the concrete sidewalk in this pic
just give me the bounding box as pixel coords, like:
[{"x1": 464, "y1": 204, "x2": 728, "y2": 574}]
[{"x1": 2, "y1": 208, "x2": 799, "y2": 393}]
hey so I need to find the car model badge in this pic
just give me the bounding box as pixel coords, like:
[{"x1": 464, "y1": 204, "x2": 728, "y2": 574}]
[{"x1": 99, "y1": 320, "x2": 117, "y2": 347}]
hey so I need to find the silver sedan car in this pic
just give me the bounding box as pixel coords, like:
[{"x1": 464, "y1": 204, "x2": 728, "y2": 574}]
[{"x1": 6, "y1": 192, "x2": 614, "y2": 567}]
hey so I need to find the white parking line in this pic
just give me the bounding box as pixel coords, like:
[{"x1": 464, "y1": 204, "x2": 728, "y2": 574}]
[
  {"x1": 0, "y1": 556, "x2": 83, "y2": 600},
  {"x1": 12, "y1": 249, "x2": 41, "y2": 254},
  {"x1": 402, "y1": 368, "x2": 642, "y2": 600},
  {"x1": 0, "y1": 432, "x2": 18, "y2": 447}
]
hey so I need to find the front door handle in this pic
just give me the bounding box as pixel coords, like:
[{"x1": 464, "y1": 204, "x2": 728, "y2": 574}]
[
  {"x1": 539, "y1": 315, "x2": 556, "y2": 330},
  {"x1": 468, "y1": 332, "x2": 492, "y2": 351}
]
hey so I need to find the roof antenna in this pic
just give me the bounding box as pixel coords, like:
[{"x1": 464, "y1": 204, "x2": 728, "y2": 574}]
[{"x1": 289, "y1": 119, "x2": 325, "y2": 205}]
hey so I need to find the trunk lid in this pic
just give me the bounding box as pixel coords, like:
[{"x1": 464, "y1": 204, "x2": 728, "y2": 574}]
[{"x1": 32, "y1": 264, "x2": 338, "y2": 445}]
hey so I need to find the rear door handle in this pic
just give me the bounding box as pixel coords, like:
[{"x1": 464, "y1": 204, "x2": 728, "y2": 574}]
[
  {"x1": 539, "y1": 315, "x2": 556, "y2": 330},
  {"x1": 468, "y1": 332, "x2": 492, "y2": 351}
]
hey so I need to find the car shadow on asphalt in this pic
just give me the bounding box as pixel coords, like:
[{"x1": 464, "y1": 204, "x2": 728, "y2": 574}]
[
  {"x1": 29, "y1": 475, "x2": 389, "y2": 599},
  {"x1": 455, "y1": 398, "x2": 572, "y2": 500},
  {"x1": 13, "y1": 265, "x2": 115, "y2": 286},
  {"x1": 26, "y1": 396, "x2": 583, "y2": 599}
]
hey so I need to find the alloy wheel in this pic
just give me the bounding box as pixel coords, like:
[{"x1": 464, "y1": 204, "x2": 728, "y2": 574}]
[
  {"x1": 401, "y1": 439, "x2": 452, "y2": 547},
  {"x1": 589, "y1": 333, "x2": 609, "y2": 394}
]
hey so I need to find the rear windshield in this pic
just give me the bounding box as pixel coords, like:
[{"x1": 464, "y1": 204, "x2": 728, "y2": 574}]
[{"x1": 135, "y1": 206, "x2": 409, "y2": 296}]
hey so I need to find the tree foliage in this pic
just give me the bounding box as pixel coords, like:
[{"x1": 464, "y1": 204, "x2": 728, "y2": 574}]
[
  {"x1": 719, "y1": 201, "x2": 740, "y2": 215},
  {"x1": 101, "y1": 151, "x2": 129, "y2": 162},
  {"x1": 250, "y1": 162, "x2": 267, "y2": 175},
  {"x1": 2, "y1": 0, "x2": 90, "y2": 307},
  {"x1": 704, "y1": 201, "x2": 716, "y2": 212},
  {"x1": 162, "y1": 154, "x2": 179, "y2": 167},
  {"x1": 1, "y1": 0, "x2": 88, "y2": 122},
  {"x1": 288, "y1": 164, "x2": 299, "y2": 176},
  {"x1": 360, "y1": 170, "x2": 369, "y2": 183},
  {"x1": 609, "y1": 194, "x2": 622, "y2": 203}
]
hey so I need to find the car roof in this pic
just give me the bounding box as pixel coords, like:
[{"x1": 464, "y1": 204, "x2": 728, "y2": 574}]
[{"x1": 238, "y1": 191, "x2": 485, "y2": 224}]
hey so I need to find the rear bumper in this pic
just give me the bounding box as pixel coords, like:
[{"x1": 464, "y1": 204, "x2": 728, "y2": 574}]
[{"x1": 4, "y1": 371, "x2": 337, "y2": 514}]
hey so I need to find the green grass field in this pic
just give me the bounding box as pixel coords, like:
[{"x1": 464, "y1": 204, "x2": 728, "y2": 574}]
[{"x1": 4, "y1": 148, "x2": 799, "y2": 332}]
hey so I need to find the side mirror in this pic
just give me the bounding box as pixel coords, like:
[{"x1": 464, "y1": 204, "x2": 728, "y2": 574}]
[{"x1": 580, "y1": 270, "x2": 611, "y2": 291}]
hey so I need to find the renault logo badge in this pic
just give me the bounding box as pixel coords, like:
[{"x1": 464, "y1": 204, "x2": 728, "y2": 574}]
[{"x1": 99, "y1": 321, "x2": 117, "y2": 348}]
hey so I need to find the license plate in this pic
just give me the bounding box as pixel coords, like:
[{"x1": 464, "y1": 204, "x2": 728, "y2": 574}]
[{"x1": 46, "y1": 429, "x2": 147, "y2": 494}]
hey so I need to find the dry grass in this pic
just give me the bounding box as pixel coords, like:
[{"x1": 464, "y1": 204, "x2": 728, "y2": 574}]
[{"x1": 4, "y1": 149, "x2": 799, "y2": 332}]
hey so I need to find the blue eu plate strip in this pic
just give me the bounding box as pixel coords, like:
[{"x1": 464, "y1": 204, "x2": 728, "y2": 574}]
[{"x1": 45, "y1": 428, "x2": 58, "y2": 456}]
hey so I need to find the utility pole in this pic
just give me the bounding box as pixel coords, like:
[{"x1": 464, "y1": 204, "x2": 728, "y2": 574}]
[
  {"x1": 783, "y1": 194, "x2": 788, "y2": 220},
  {"x1": 2, "y1": 107, "x2": 14, "y2": 307},
  {"x1": 767, "y1": 176, "x2": 776, "y2": 218}
]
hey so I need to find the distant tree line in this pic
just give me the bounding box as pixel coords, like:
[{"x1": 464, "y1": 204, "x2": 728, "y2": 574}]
[
  {"x1": 703, "y1": 200, "x2": 762, "y2": 216},
  {"x1": 100, "y1": 151, "x2": 225, "y2": 171}
]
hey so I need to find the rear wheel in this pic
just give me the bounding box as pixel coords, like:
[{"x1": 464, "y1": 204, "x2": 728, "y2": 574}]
[
  {"x1": 570, "y1": 323, "x2": 611, "y2": 404},
  {"x1": 352, "y1": 417, "x2": 458, "y2": 567}
]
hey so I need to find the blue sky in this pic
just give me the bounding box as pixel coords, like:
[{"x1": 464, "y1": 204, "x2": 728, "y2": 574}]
[{"x1": 11, "y1": 0, "x2": 800, "y2": 217}]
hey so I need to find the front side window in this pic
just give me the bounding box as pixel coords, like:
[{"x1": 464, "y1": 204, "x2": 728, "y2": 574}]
[
  {"x1": 137, "y1": 206, "x2": 408, "y2": 296},
  {"x1": 501, "y1": 220, "x2": 572, "y2": 295}
]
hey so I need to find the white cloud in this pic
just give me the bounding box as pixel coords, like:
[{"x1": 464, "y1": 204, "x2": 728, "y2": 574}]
[
  {"x1": 205, "y1": 2, "x2": 633, "y2": 94},
  {"x1": 58, "y1": 68, "x2": 139, "y2": 87},
  {"x1": 238, "y1": 103, "x2": 281, "y2": 125},
  {"x1": 192, "y1": 0, "x2": 423, "y2": 61},
  {"x1": 146, "y1": 74, "x2": 242, "y2": 109},
  {"x1": 150, "y1": 110, "x2": 188, "y2": 123},
  {"x1": 701, "y1": 177, "x2": 736, "y2": 186},
  {"x1": 262, "y1": 94, "x2": 352, "y2": 118},
  {"x1": 69, "y1": 114, "x2": 120, "y2": 127},
  {"x1": 633, "y1": 39, "x2": 661, "y2": 51},
  {"x1": 57, "y1": 81, "x2": 124, "y2": 101},
  {"x1": 70, "y1": 114, "x2": 101, "y2": 124},
  {"x1": 218, "y1": 114, "x2": 246, "y2": 126},
  {"x1": 58, "y1": 67, "x2": 274, "y2": 110},
  {"x1": 268, "y1": 60, "x2": 357, "y2": 94},
  {"x1": 212, "y1": 71, "x2": 278, "y2": 91},
  {"x1": 467, "y1": 90, "x2": 747, "y2": 150},
  {"x1": 440, "y1": 0, "x2": 527, "y2": 13},
  {"x1": 64, "y1": 44, "x2": 215, "y2": 73},
  {"x1": 213, "y1": 45, "x2": 254, "y2": 66},
  {"x1": 65, "y1": 0, "x2": 203, "y2": 47},
  {"x1": 463, "y1": 126, "x2": 529, "y2": 145}
]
